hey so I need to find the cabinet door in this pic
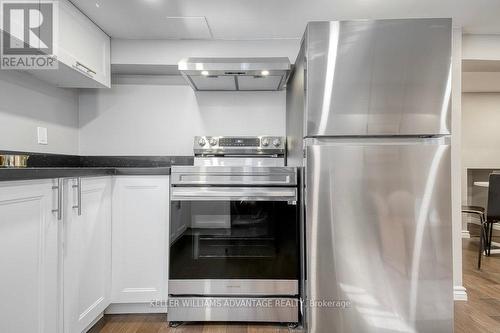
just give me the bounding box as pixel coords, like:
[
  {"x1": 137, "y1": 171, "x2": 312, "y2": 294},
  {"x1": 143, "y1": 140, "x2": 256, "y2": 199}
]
[
  {"x1": 0, "y1": 180, "x2": 60, "y2": 333},
  {"x1": 58, "y1": 0, "x2": 111, "y2": 87},
  {"x1": 28, "y1": 0, "x2": 111, "y2": 88},
  {"x1": 63, "y1": 177, "x2": 111, "y2": 333},
  {"x1": 112, "y1": 176, "x2": 170, "y2": 304}
]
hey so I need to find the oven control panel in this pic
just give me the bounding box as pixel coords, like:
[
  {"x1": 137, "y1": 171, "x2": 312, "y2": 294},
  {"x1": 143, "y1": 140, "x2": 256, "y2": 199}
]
[
  {"x1": 218, "y1": 137, "x2": 260, "y2": 147},
  {"x1": 193, "y1": 136, "x2": 285, "y2": 155}
]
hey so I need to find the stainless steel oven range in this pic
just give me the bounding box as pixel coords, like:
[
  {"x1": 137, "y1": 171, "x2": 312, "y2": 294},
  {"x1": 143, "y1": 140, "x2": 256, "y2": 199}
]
[{"x1": 168, "y1": 136, "x2": 299, "y2": 325}]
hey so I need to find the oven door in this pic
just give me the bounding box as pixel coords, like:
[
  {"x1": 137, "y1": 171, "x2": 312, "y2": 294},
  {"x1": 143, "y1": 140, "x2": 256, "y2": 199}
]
[{"x1": 169, "y1": 186, "x2": 299, "y2": 296}]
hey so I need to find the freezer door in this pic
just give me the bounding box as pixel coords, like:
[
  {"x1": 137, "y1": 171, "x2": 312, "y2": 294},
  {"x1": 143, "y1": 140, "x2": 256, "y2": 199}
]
[
  {"x1": 305, "y1": 138, "x2": 452, "y2": 333},
  {"x1": 305, "y1": 19, "x2": 452, "y2": 136}
]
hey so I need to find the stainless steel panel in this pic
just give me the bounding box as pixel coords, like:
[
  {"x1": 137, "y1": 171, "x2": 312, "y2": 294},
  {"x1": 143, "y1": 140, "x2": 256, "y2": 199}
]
[
  {"x1": 305, "y1": 137, "x2": 452, "y2": 333},
  {"x1": 237, "y1": 75, "x2": 284, "y2": 91},
  {"x1": 178, "y1": 57, "x2": 291, "y2": 72},
  {"x1": 171, "y1": 166, "x2": 297, "y2": 186},
  {"x1": 178, "y1": 57, "x2": 291, "y2": 91},
  {"x1": 286, "y1": 39, "x2": 306, "y2": 167},
  {"x1": 171, "y1": 187, "x2": 297, "y2": 202},
  {"x1": 168, "y1": 296, "x2": 298, "y2": 323},
  {"x1": 305, "y1": 19, "x2": 452, "y2": 136},
  {"x1": 169, "y1": 279, "x2": 298, "y2": 296},
  {"x1": 189, "y1": 75, "x2": 236, "y2": 91},
  {"x1": 194, "y1": 157, "x2": 285, "y2": 167},
  {"x1": 298, "y1": 167, "x2": 307, "y2": 326}
]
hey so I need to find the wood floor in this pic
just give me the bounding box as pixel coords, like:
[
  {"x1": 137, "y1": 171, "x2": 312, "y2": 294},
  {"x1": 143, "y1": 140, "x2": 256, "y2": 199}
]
[
  {"x1": 90, "y1": 236, "x2": 500, "y2": 333},
  {"x1": 88, "y1": 316, "x2": 292, "y2": 333},
  {"x1": 455, "y1": 235, "x2": 500, "y2": 333}
]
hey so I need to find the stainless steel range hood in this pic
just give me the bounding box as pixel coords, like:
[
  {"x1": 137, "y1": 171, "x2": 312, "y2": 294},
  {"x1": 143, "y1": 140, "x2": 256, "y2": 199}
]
[{"x1": 178, "y1": 57, "x2": 291, "y2": 91}]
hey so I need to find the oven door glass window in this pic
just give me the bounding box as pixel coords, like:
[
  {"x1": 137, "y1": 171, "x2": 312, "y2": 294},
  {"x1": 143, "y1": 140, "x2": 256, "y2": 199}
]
[{"x1": 169, "y1": 198, "x2": 299, "y2": 280}]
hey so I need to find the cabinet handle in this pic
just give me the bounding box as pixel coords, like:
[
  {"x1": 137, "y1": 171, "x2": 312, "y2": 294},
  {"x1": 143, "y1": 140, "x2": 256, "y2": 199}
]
[
  {"x1": 72, "y1": 178, "x2": 82, "y2": 216},
  {"x1": 51, "y1": 178, "x2": 63, "y2": 220},
  {"x1": 74, "y1": 61, "x2": 96, "y2": 77}
]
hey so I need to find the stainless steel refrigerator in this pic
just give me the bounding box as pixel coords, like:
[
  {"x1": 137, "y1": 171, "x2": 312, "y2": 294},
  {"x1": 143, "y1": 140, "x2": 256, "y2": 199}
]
[{"x1": 286, "y1": 19, "x2": 453, "y2": 333}]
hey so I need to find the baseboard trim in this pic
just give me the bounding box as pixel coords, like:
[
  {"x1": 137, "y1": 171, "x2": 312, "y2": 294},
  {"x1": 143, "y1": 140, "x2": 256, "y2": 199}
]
[
  {"x1": 454, "y1": 286, "x2": 468, "y2": 301},
  {"x1": 462, "y1": 225, "x2": 500, "y2": 238},
  {"x1": 105, "y1": 302, "x2": 168, "y2": 314},
  {"x1": 83, "y1": 312, "x2": 103, "y2": 333}
]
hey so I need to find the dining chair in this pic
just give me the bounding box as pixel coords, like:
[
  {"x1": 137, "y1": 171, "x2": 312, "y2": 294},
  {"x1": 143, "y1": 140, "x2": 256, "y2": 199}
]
[
  {"x1": 485, "y1": 173, "x2": 500, "y2": 257},
  {"x1": 462, "y1": 205, "x2": 487, "y2": 269}
]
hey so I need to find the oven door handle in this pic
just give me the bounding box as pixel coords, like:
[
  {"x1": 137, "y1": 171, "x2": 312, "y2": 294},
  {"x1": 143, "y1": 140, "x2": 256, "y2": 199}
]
[{"x1": 171, "y1": 187, "x2": 297, "y2": 202}]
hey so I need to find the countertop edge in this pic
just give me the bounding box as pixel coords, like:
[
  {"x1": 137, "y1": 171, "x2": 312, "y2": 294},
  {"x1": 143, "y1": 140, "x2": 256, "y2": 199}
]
[{"x1": 0, "y1": 167, "x2": 173, "y2": 182}]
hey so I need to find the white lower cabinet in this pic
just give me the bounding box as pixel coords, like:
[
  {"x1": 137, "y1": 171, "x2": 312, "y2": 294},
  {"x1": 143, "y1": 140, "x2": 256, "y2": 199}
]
[
  {"x1": 111, "y1": 176, "x2": 170, "y2": 309},
  {"x1": 0, "y1": 179, "x2": 60, "y2": 333},
  {"x1": 63, "y1": 177, "x2": 112, "y2": 333},
  {"x1": 0, "y1": 175, "x2": 170, "y2": 332}
]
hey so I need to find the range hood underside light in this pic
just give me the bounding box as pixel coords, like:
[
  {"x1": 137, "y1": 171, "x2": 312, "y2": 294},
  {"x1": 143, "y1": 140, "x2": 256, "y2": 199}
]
[{"x1": 178, "y1": 57, "x2": 291, "y2": 91}]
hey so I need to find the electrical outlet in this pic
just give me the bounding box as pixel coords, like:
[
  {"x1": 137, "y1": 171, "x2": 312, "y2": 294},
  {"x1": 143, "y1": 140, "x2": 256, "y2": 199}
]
[{"x1": 37, "y1": 127, "x2": 48, "y2": 145}]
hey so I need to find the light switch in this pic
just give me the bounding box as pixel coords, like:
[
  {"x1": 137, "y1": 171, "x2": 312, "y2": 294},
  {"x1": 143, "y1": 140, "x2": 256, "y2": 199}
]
[{"x1": 37, "y1": 127, "x2": 48, "y2": 145}]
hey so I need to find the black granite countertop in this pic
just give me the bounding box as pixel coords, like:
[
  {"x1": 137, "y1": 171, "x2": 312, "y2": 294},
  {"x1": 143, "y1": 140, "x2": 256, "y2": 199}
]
[
  {"x1": 0, "y1": 167, "x2": 175, "y2": 181},
  {"x1": 114, "y1": 167, "x2": 173, "y2": 176},
  {"x1": 0, "y1": 152, "x2": 193, "y2": 182},
  {"x1": 0, "y1": 167, "x2": 116, "y2": 181}
]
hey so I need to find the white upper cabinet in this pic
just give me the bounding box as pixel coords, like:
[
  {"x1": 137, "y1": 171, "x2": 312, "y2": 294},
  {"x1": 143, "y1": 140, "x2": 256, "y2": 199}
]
[
  {"x1": 63, "y1": 177, "x2": 112, "y2": 333},
  {"x1": 0, "y1": 179, "x2": 61, "y2": 333},
  {"x1": 111, "y1": 176, "x2": 170, "y2": 306},
  {"x1": 58, "y1": 0, "x2": 110, "y2": 87},
  {"x1": 30, "y1": 0, "x2": 111, "y2": 88}
]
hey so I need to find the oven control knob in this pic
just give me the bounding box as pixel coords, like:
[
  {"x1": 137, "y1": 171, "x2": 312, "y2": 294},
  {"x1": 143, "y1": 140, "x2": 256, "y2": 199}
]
[
  {"x1": 209, "y1": 138, "x2": 218, "y2": 146},
  {"x1": 261, "y1": 138, "x2": 270, "y2": 147},
  {"x1": 198, "y1": 138, "x2": 206, "y2": 147},
  {"x1": 272, "y1": 138, "x2": 282, "y2": 147}
]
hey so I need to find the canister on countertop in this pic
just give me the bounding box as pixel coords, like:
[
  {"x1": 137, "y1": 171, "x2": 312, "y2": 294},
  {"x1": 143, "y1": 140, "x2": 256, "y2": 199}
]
[{"x1": 0, "y1": 155, "x2": 29, "y2": 168}]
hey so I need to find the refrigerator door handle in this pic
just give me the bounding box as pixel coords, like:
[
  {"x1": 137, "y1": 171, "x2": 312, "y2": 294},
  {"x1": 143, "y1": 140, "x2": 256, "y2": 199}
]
[{"x1": 304, "y1": 136, "x2": 451, "y2": 147}]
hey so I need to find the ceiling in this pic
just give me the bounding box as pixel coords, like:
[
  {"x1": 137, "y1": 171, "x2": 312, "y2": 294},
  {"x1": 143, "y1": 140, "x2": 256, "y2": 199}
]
[{"x1": 71, "y1": 0, "x2": 500, "y2": 40}]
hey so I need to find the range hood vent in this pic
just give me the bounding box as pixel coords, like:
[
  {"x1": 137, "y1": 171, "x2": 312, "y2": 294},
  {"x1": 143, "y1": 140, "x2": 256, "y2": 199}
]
[{"x1": 178, "y1": 57, "x2": 291, "y2": 91}]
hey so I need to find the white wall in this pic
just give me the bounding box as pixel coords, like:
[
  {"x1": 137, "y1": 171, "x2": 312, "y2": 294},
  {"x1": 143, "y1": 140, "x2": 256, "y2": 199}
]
[
  {"x1": 111, "y1": 39, "x2": 301, "y2": 66},
  {"x1": 463, "y1": 34, "x2": 500, "y2": 60},
  {"x1": 462, "y1": 34, "x2": 500, "y2": 93},
  {"x1": 462, "y1": 93, "x2": 500, "y2": 168},
  {"x1": 78, "y1": 80, "x2": 285, "y2": 155},
  {"x1": 0, "y1": 71, "x2": 79, "y2": 154},
  {"x1": 460, "y1": 93, "x2": 500, "y2": 242},
  {"x1": 461, "y1": 34, "x2": 500, "y2": 243},
  {"x1": 451, "y1": 27, "x2": 465, "y2": 300},
  {"x1": 462, "y1": 72, "x2": 500, "y2": 93}
]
